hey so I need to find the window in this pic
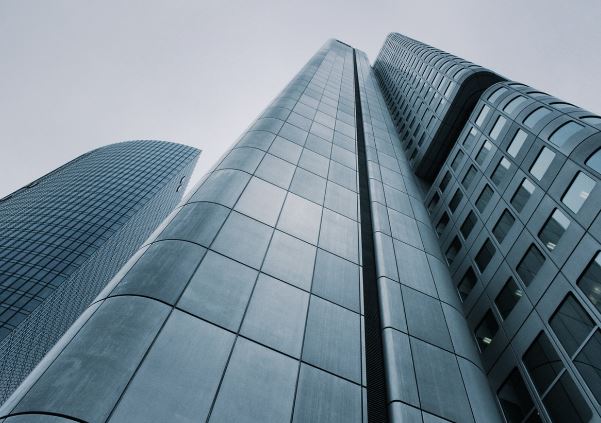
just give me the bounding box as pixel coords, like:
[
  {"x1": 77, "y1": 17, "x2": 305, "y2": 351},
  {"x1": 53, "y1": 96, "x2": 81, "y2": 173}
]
[
  {"x1": 491, "y1": 157, "x2": 511, "y2": 186},
  {"x1": 493, "y1": 209, "x2": 515, "y2": 243},
  {"x1": 427, "y1": 193, "x2": 440, "y2": 213},
  {"x1": 586, "y1": 149, "x2": 601, "y2": 174},
  {"x1": 538, "y1": 209, "x2": 570, "y2": 251},
  {"x1": 457, "y1": 267, "x2": 477, "y2": 301},
  {"x1": 497, "y1": 369, "x2": 535, "y2": 422},
  {"x1": 507, "y1": 129, "x2": 527, "y2": 158},
  {"x1": 511, "y1": 179, "x2": 535, "y2": 212},
  {"x1": 529, "y1": 147, "x2": 555, "y2": 181},
  {"x1": 516, "y1": 245, "x2": 545, "y2": 286},
  {"x1": 475, "y1": 105, "x2": 490, "y2": 127},
  {"x1": 474, "y1": 310, "x2": 498, "y2": 351},
  {"x1": 475, "y1": 239, "x2": 496, "y2": 272},
  {"x1": 460, "y1": 210, "x2": 477, "y2": 238},
  {"x1": 488, "y1": 87, "x2": 507, "y2": 103},
  {"x1": 439, "y1": 171, "x2": 451, "y2": 193},
  {"x1": 475, "y1": 184, "x2": 494, "y2": 213},
  {"x1": 549, "y1": 121, "x2": 584, "y2": 147},
  {"x1": 581, "y1": 116, "x2": 601, "y2": 126},
  {"x1": 461, "y1": 165, "x2": 477, "y2": 189},
  {"x1": 523, "y1": 107, "x2": 551, "y2": 129},
  {"x1": 462, "y1": 127, "x2": 478, "y2": 149},
  {"x1": 578, "y1": 252, "x2": 601, "y2": 315},
  {"x1": 449, "y1": 189, "x2": 463, "y2": 213},
  {"x1": 436, "y1": 212, "x2": 450, "y2": 236},
  {"x1": 543, "y1": 373, "x2": 592, "y2": 423},
  {"x1": 562, "y1": 172, "x2": 596, "y2": 213},
  {"x1": 523, "y1": 332, "x2": 563, "y2": 394},
  {"x1": 575, "y1": 330, "x2": 601, "y2": 405},
  {"x1": 549, "y1": 294, "x2": 594, "y2": 356},
  {"x1": 495, "y1": 277, "x2": 523, "y2": 319},
  {"x1": 451, "y1": 150, "x2": 465, "y2": 171},
  {"x1": 489, "y1": 116, "x2": 507, "y2": 140},
  {"x1": 475, "y1": 140, "x2": 493, "y2": 165},
  {"x1": 446, "y1": 236, "x2": 462, "y2": 265},
  {"x1": 503, "y1": 96, "x2": 527, "y2": 114}
]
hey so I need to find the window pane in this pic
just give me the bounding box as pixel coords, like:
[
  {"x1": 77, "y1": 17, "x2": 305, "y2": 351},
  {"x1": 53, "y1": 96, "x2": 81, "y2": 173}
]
[
  {"x1": 504, "y1": 96, "x2": 527, "y2": 114},
  {"x1": 523, "y1": 107, "x2": 551, "y2": 129},
  {"x1": 493, "y1": 210, "x2": 515, "y2": 243},
  {"x1": 449, "y1": 189, "x2": 463, "y2": 213},
  {"x1": 457, "y1": 267, "x2": 477, "y2": 301},
  {"x1": 474, "y1": 309, "x2": 499, "y2": 351},
  {"x1": 490, "y1": 116, "x2": 507, "y2": 140},
  {"x1": 451, "y1": 150, "x2": 465, "y2": 171},
  {"x1": 497, "y1": 369, "x2": 535, "y2": 422},
  {"x1": 446, "y1": 236, "x2": 462, "y2": 265},
  {"x1": 439, "y1": 171, "x2": 451, "y2": 193},
  {"x1": 523, "y1": 332, "x2": 563, "y2": 394},
  {"x1": 549, "y1": 294, "x2": 595, "y2": 356},
  {"x1": 475, "y1": 141, "x2": 493, "y2": 165},
  {"x1": 511, "y1": 179, "x2": 536, "y2": 212},
  {"x1": 538, "y1": 209, "x2": 570, "y2": 251},
  {"x1": 491, "y1": 157, "x2": 511, "y2": 186},
  {"x1": 476, "y1": 185, "x2": 494, "y2": 213},
  {"x1": 488, "y1": 87, "x2": 507, "y2": 103},
  {"x1": 578, "y1": 253, "x2": 601, "y2": 314},
  {"x1": 562, "y1": 172, "x2": 596, "y2": 213},
  {"x1": 460, "y1": 210, "x2": 477, "y2": 239},
  {"x1": 475, "y1": 239, "x2": 496, "y2": 272},
  {"x1": 586, "y1": 149, "x2": 601, "y2": 174},
  {"x1": 462, "y1": 165, "x2": 477, "y2": 189},
  {"x1": 428, "y1": 193, "x2": 440, "y2": 213},
  {"x1": 495, "y1": 277, "x2": 523, "y2": 319},
  {"x1": 475, "y1": 105, "x2": 490, "y2": 127},
  {"x1": 507, "y1": 129, "x2": 528, "y2": 158},
  {"x1": 575, "y1": 330, "x2": 601, "y2": 405},
  {"x1": 516, "y1": 245, "x2": 545, "y2": 286},
  {"x1": 463, "y1": 127, "x2": 478, "y2": 149},
  {"x1": 436, "y1": 212, "x2": 450, "y2": 237},
  {"x1": 549, "y1": 121, "x2": 584, "y2": 147},
  {"x1": 543, "y1": 373, "x2": 592, "y2": 423},
  {"x1": 581, "y1": 116, "x2": 601, "y2": 126},
  {"x1": 529, "y1": 147, "x2": 555, "y2": 181}
]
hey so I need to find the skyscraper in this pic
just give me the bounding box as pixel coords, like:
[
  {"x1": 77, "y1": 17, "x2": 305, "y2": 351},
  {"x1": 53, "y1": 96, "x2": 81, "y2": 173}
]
[
  {"x1": 0, "y1": 140, "x2": 199, "y2": 403},
  {"x1": 1, "y1": 34, "x2": 600, "y2": 423}
]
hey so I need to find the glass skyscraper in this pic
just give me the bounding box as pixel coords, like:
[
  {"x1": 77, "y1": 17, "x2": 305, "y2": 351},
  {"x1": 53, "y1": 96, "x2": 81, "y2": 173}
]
[
  {"x1": 1, "y1": 34, "x2": 600, "y2": 423},
  {"x1": 0, "y1": 140, "x2": 199, "y2": 403}
]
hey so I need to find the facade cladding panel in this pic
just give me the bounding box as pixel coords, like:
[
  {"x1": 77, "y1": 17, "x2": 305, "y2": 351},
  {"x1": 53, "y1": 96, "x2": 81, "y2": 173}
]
[
  {"x1": 2, "y1": 33, "x2": 601, "y2": 423},
  {"x1": 0, "y1": 140, "x2": 198, "y2": 403}
]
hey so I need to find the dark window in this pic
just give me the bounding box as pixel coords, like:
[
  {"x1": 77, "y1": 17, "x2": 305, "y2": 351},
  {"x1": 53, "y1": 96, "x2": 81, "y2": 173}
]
[
  {"x1": 549, "y1": 294, "x2": 595, "y2": 356},
  {"x1": 475, "y1": 239, "x2": 496, "y2": 272},
  {"x1": 446, "y1": 236, "x2": 462, "y2": 266},
  {"x1": 475, "y1": 141, "x2": 492, "y2": 166},
  {"x1": 511, "y1": 178, "x2": 535, "y2": 212},
  {"x1": 523, "y1": 332, "x2": 563, "y2": 394},
  {"x1": 529, "y1": 147, "x2": 555, "y2": 181},
  {"x1": 493, "y1": 210, "x2": 515, "y2": 243},
  {"x1": 516, "y1": 245, "x2": 545, "y2": 286},
  {"x1": 575, "y1": 330, "x2": 601, "y2": 405},
  {"x1": 461, "y1": 165, "x2": 477, "y2": 189},
  {"x1": 460, "y1": 210, "x2": 477, "y2": 239},
  {"x1": 457, "y1": 267, "x2": 477, "y2": 301},
  {"x1": 495, "y1": 277, "x2": 523, "y2": 319},
  {"x1": 451, "y1": 150, "x2": 465, "y2": 171},
  {"x1": 435, "y1": 212, "x2": 450, "y2": 237},
  {"x1": 543, "y1": 373, "x2": 592, "y2": 423},
  {"x1": 523, "y1": 107, "x2": 551, "y2": 129},
  {"x1": 449, "y1": 189, "x2": 463, "y2": 213},
  {"x1": 562, "y1": 172, "x2": 596, "y2": 214},
  {"x1": 538, "y1": 209, "x2": 570, "y2": 251},
  {"x1": 586, "y1": 148, "x2": 601, "y2": 174},
  {"x1": 578, "y1": 253, "x2": 601, "y2": 315},
  {"x1": 549, "y1": 121, "x2": 584, "y2": 147},
  {"x1": 507, "y1": 129, "x2": 527, "y2": 158},
  {"x1": 475, "y1": 184, "x2": 494, "y2": 213},
  {"x1": 427, "y1": 193, "x2": 440, "y2": 213},
  {"x1": 474, "y1": 309, "x2": 499, "y2": 351},
  {"x1": 439, "y1": 171, "x2": 451, "y2": 193},
  {"x1": 489, "y1": 116, "x2": 507, "y2": 140},
  {"x1": 497, "y1": 369, "x2": 535, "y2": 422},
  {"x1": 491, "y1": 157, "x2": 511, "y2": 186}
]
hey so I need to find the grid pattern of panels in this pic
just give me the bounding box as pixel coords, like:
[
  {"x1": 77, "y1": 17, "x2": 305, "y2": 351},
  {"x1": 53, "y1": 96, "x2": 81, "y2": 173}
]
[
  {"x1": 425, "y1": 80, "x2": 601, "y2": 421},
  {"x1": 0, "y1": 40, "x2": 368, "y2": 423},
  {"x1": 358, "y1": 51, "x2": 502, "y2": 423}
]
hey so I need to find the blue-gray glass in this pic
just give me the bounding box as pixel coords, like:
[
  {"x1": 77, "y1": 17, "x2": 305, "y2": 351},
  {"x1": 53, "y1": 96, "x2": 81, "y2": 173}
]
[
  {"x1": 476, "y1": 184, "x2": 494, "y2": 212},
  {"x1": 457, "y1": 267, "x2": 477, "y2": 301},
  {"x1": 493, "y1": 210, "x2": 515, "y2": 243},
  {"x1": 538, "y1": 209, "x2": 569, "y2": 251},
  {"x1": 574, "y1": 330, "x2": 601, "y2": 405},
  {"x1": 474, "y1": 309, "x2": 499, "y2": 351},
  {"x1": 542, "y1": 373, "x2": 592, "y2": 422},
  {"x1": 586, "y1": 149, "x2": 601, "y2": 173},
  {"x1": 516, "y1": 245, "x2": 545, "y2": 286},
  {"x1": 578, "y1": 253, "x2": 601, "y2": 315},
  {"x1": 529, "y1": 147, "x2": 555, "y2": 181},
  {"x1": 475, "y1": 239, "x2": 496, "y2": 272},
  {"x1": 562, "y1": 172, "x2": 596, "y2": 213},
  {"x1": 549, "y1": 294, "x2": 595, "y2": 357},
  {"x1": 549, "y1": 121, "x2": 583, "y2": 147},
  {"x1": 497, "y1": 368, "x2": 535, "y2": 422},
  {"x1": 511, "y1": 179, "x2": 535, "y2": 212},
  {"x1": 522, "y1": 332, "x2": 563, "y2": 394},
  {"x1": 460, "y1": 210, "x2": 477, "y2": 238},
  {"x1": 495, "y1": 277, "x2": 522, "y2": 319}
]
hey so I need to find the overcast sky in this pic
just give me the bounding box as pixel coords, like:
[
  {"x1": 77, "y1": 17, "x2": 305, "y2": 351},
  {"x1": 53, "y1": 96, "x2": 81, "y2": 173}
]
[{"x1": 1, "y1": 0, "x2": 600, "y2": 198}]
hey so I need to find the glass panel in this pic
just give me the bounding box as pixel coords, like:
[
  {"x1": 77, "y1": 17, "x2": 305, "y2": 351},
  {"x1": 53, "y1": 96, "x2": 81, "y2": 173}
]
[
  {"x1": 457, "y1": 267, "x2": 477, "y2": 301},
  {"x1": 575, "y1": 330, "x2": 601, "y2": 405},
  {"x1": 490, "y1": 116, "x2": 507, "y2": 140},
  {"x1": 439, "y1": 171, "x2": 451, "y2": 193},
  {"x1": 503, "y1": 96, "x2": 527, "y2": 114},
  {"x1": 581, "y1": 116, "x2": 601, "y2": 126},
  {"x1": 529, "y1": 147, "x2": 555, "y2": 181},
  {"x1": 549, "y1": 121, "x2": 584, "y2": 147},
  {"x1": 451, "y1": 150, "x2": 465, "y2": 171},
  {"x1": 497, "y1": 368, "x2": 535, "y2": 422},
  {"x1": 511, "y1": 179, "x2": 536, "y2": 212},
  {"x1": 523, "y1": 332, "x2": 563, "y2": 394},
  {"x1": 436, "y1": 213, "x2": 450, "y2": 237},
  {"x1": 578, "y1": 253, "x2": 601, "y2": 314},
  {"x1": 491, "y1": 157, "x2": 511, "y2": 186},
  {"x1": 460, "y1": 210, "x2": 477, "y2": 238},
  {"x1": 549, "y1": 294, "x2": 595, "y2": 356},
  {"x1": 446, "y1": 236, "x2": 462, "y2": 265},
  {"x1": 475, "y1": 239, "x2": 496, "y2": 272},
  {"x1": 493, "y1": 210, "x2": 515, "y2": 243},
  {"x1": 463, "y1": 127, "x2": 479, "y2": 149},
  {"x1": 516, "y1": 245, "x2": 545, "y2": 286},
  {"x1": 475, "y1": 141, "x2": 493, "y2": 165},
  {"x1": 449, "y1": 189, "x2": 463, "y2": 213},
  {"x1": 562, "y1": 172, "x2": 596, "y2": 213},
  {"x1": 488, "y1": 87, "x2": 507, "y2": 103},
  {"x1": 428, "y1": 193, "x2": 440, "y2": 213},
  {"x1": 507, "y1": 129, "x2": 528, "y2": 158},
  {"x1": 495, "y1": 277, "x2": 523, "y2": 319},
  {"x1": 474, "y1": 310, "x2": 499, "y2": 351},
  {"x1": 475, "y1": 105, "x2": 491, "y2": 127},
  {"x1": 543, "y1": 373, "x2": 592, "y2": 423},
  {"x1": 586, "y1": 149, "x2": 601, "y2": 173},
  {"x1": 523, "y1": 107, "x2": 551, "y2": 129},
  {"x1": 476, "y1": 185, "x2": 494, "y2": 213},
  {"x1": 538, "y1": 209, "x2": 570, "y2": 251},
  {"x1": 461, "y1": 165, "x2": 477, "y2": 189}
]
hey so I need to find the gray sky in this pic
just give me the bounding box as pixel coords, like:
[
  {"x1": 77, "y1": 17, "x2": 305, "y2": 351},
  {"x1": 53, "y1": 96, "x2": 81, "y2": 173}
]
[{"x1": 1, "y1": 0, "x2": 600, "y2": 198}]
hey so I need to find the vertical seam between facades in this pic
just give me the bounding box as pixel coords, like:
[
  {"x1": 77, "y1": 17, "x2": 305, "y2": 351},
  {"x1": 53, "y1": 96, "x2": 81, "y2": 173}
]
[{"x1": 353, "y1": 49, "x2": 389, "y2": 423}]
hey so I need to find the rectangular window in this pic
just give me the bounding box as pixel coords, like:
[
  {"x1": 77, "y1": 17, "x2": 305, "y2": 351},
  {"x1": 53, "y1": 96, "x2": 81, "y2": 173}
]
[
  {"x1": 538, "y1": 209, "x2": 570, "y2": 251},
  {"x1": 523, "y1": 107, "x2": 551, "y2": 128},
  {"x1": 451, "y1": 150, "x2": 465, "y2": 171},
  {"x1": 497, "y1": 369, "x2": 535, "y2": 422},
  {"x1": 463, "y1": 127, "x2": 478, "y2": 149},
  {"x1": 475, "y1": 141, "x2": 492, "y2": 166},
  {"x1": 449, "y1": 189, "x2": 463, "y2": 213},
  {"x1": 516, "y1": 245, "x2": 545, "y2": 286},
  {"x1": 489, "y1": 116, "x2": 507, "y2": 140},
  {"x1": 495, "y1": 277, "x2": 523, "y2": 319},
  {"x1": 575, "y1": 330, "x2": 601, "y2": 405},
  {"x1": 549, "y1": 294, "x2": 594, "y2": 356},
  {"x1": 562, "y1": 172, "x2": 596, "y2": 213},
  {"x1": 461, "y1": 165, "x2": 478, "y2": 189},
  {"x1": 511, "y1": 178, "x2": 535, "y2": 212},
  {"x1": 446, "y1": 236, "x2": 462, "y2": 265},
  {"x1": 439, "y1": 171, "x2": 451, "y2": 193},
  {"x1": 460, "y1": 210, "x2": 477, "y2": 239},
  {"x1": 529, "y1": 147, "x2": 555, "y2": 180},
  {"x1": 578, "y1": 252, "x2": 601, "y2": 315},
  {"x1": 523, "y1": 332, "x2": 563, "y2": 394},
  {"x1": 427, "y1": 193, "x2": 440, "y2": 213},
  {"x1": 491, "y1": 157, "x2": 511, "y2": 186},
  {"x1": 503, "y1": 96, "x2": 527, "y2": 114},
  {"x1": 543, "y1": 373, "x2": 592, "y2": 423},
  {"x1": 435, "y1": 212, "x2": 450, "y2": 237},
  {"x1": 474, "y1": 309, "x2": 499, "y2": 351},
  {"x1": 457, "y1": 267, "x2": 477, "y2": 301},
  {"x1": 493, "y1": 209, "x2": 515, "y2": 243},
  {"x1": 507, "y1": 129, "x2": 527, "y2": 157},
  {"x1": 549, "y1": 121, "x2": 584, "y2": 147},
  {"x1": 475, "y1": 239, "x2": 496, "y2": 272},
  {"x1": 475, "y1": 105, "x2": 490, "y2": 127},
  {"x1": 488, "y1": 87, "x2": 507, "y2": 103},
  {"x1": 475, "y1": 184, "x2": 494, "y2": 213}
]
